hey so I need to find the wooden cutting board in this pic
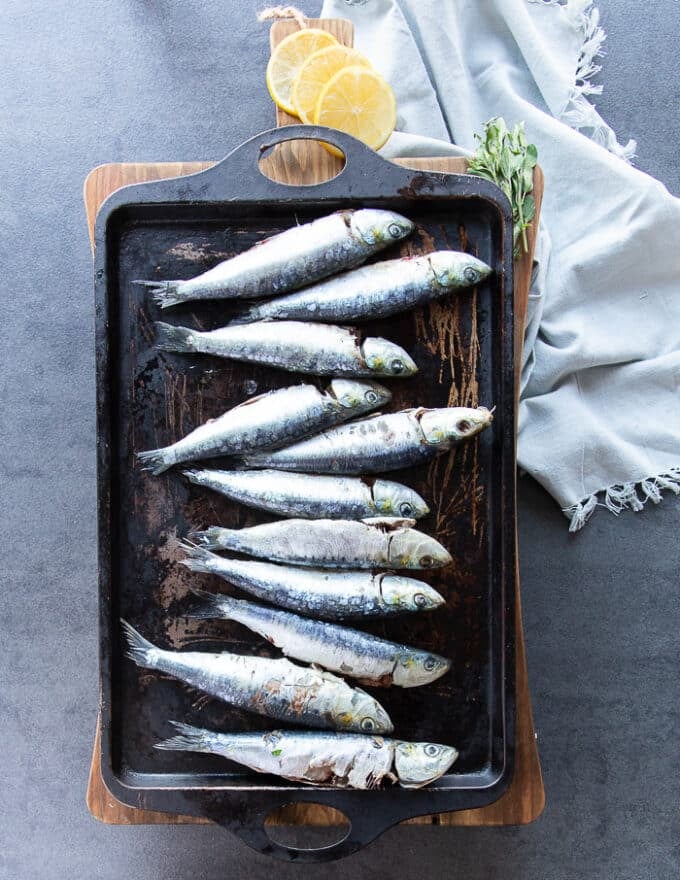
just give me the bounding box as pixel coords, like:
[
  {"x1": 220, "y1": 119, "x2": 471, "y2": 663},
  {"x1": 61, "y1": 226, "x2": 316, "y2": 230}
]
[{"x1": 85, "y1": 17, "x2": 544, "y2": 830}]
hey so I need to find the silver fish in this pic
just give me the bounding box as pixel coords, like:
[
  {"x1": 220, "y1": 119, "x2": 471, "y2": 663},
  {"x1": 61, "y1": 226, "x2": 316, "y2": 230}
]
[
  {"x1": 187, "y1": 593, "x2": 451, "y2": 687},
  {"x1": 138, "y1": 209, "x2": 414, "y2": 308},
  {"x1": 182, "y1": 468, "x2": 430, "y2": 520},
  {"x1": 156, "y1": 723, "x2": 459, "y2": 790},
  {"x1": 156, "y1": 320, "x2": 418, "y2": 377},
  {"x1": 242, "y1": 406, "x2": 493, "y2": 474},
  {"x1": 137, "y1": 379, "x2": 390, "y2": 475},
  {"x1": 179, "y1": 545, "x2": 444, "y2": 620},
  {"x1": 190, "y1": 517, "x2": 452, "y2": 570},
  {"x1": 234, "y1": 251, "x2": 492, "y2": 324},
  {"x1": 122, "y1": 621, "x2": 392, "y2": 733}
]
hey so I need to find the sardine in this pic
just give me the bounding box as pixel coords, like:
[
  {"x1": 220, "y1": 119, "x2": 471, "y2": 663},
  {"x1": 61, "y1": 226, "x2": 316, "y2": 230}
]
[
  {"x1": 233, "y1": 251, "x2": 492, "y2": 324},
  {"x1": 156, "y1": 321, "x2": 418, "y2": 377},
  {"x1": 182, "y1": 468, "x2": 430, "y2": 520},
  {"x1": 156, "y1": 723, "x2": 459, "y2": 790},
  {"x1": 137, "y1": 209, "x2": 414, "y2": 308},
  {"x1": 179, "y1": 545, "x2": 445, "y2": 620},
  {"x1": 137, "y1": 379, "x2": 390, "y2": 475},
  {"x1": 187, "y1": 593, "x2": 451, "y2": 687},
  {"x1": 190, "y1": 517, "x2": 452, "y2": 570},
  {"x1": 122, "y1": 621, "x2": 393, "y2": 733},
  {"x1": 242, "y1": 406, "x2": 493, "y2": 474}
]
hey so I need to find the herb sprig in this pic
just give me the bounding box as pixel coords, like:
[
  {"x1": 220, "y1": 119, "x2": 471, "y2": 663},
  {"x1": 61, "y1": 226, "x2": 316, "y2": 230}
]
[{"x1": 467, "y1": 117, "x2": 538, "y2": 257}]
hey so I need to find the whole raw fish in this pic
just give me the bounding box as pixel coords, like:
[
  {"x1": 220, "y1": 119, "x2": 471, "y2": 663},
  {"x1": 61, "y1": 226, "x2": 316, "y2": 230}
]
[
  {"x1": 188, "y1": 592, "x2": 451, "y2": 687},
  {"x1": 156, "y1": 723, "x2": 459, "y2": 790},
  {"x1": 179, "y1": 545, "x2": 445, "y2": 620},
  {"x1": 156, "y1": 320, "x2": 418, "y2": 377},
  {"x1": 137, "y1": 379, "x2": 390, "y2": 475},
  {"x1": 138, "y1": 209, "x2": 414, "y2": 308},
  {"x1": 182, "y1": 468, "x2": 430, "y2": 520},
  {"x1": 242, "y1": 406, "x2": 493, "y2": 474},
  {"x1": 190, "y1": 517, "x2": 452, "y2": 570},
  {"x1": 233, "y1": 251, "x2": 492, "y2": 324},
  {"x1": 122, "y1": 621, "x2": 393, "y2": 733}
]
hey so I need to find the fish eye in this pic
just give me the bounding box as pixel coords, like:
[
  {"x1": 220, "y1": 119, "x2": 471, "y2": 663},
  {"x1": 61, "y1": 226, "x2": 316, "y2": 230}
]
[
  {"x1": 423, "y1": 656, "x2": 438, "y2": 671},
  {"x1": 419, "y1": 554, "x2": 434, "y2": 568},
  {"x1": 361, "y1": 717, "x2": 376, "y2": 732},
  {"x1": 464, "y1": 266, "x2": 480, "y2": 284},
  {"x1": 390, "y1": 358, "x2": 405, "y2": 373},
  {"x1": 365, "y1": 390, "x2": 379, "y2": 404},
  {"x1": 388, "y1": 222, "x2": 403, "y2": 238},
  {"x1": 414, "y1": 593, "x2": 427, "y2": 607},
  {"x1": 457, "y1": 419, "x2": 471, "y2": 433},
  {"x1": 399, "y1": 501, "x2": 414, "y2": 517},
  {"x1": 424, "y1": 744, "x2": 440, "y2": 757}
]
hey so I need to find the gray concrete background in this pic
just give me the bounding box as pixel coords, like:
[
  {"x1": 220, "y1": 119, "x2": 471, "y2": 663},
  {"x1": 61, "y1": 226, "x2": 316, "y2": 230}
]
[{"x1": 1, "y1": 1, "x2": 678, "y2": 877}]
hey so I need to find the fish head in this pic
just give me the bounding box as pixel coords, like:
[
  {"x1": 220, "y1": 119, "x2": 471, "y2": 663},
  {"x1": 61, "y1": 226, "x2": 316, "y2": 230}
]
[
  {"x1": 329, "y1": 379, "x2": 392, "y2": 414},
  {"x1": 350, "y1": 209, "x2": 414, "y2": 246},
  {"x1": 387, "y1": 529, "x2": 452, "y2": 570},
  {"x1": 334, "y1": 687, "x2": 394, "y2": 735},
  {"x1": 392, "y1": 649, "x2": 451, "y2": 687},
  {"x1": 427, "y1": 251, "x2": 492, "y2": 288},
  {"x1": 379, "y1": 574, "x2": 445, "y2": 613},
  {"x1": 394, "y1": 741, "x2": 459, "y2": 788},
  {"x1": 418, "y1": 406, "x2": 493, "y2": 446},
  {"x1": 360, "y1": 338, "x2": 418, "y2": 377},
  {"x1": 371, "y1": 481, "x2": 430, "y2": 519}
]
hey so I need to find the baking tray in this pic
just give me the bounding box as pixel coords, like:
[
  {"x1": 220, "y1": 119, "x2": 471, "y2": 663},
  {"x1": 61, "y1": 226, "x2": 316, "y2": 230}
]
[{"x1": 94, "y1": 125, "x2": 516, "y2": 861}]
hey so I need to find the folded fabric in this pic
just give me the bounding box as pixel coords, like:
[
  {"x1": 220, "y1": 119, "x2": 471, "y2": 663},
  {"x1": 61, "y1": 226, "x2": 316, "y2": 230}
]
[{"x1": 321, "y1": 0, "x2": 680, "y2": 530}]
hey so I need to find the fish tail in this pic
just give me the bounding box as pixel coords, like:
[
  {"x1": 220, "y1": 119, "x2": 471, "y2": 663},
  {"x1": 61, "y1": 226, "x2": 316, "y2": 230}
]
[
  {"x1": 154, "y1": 721, "x2": 214, "y2": 754},
  {"x1": 137, "y1": 448, "x2": 172, "y2": 475},
  {"x1": 187, "y1": 527, "x2": 228, "y2": 551},
  {"x1": 185, "y1": 587, "x2": 235, "y2": 619},
  {"x1": 121, "y1": 620, "x2": 159, "y2": 669},
  {"x1": 155, "y1": 322, "x2": 198, "y2": 354},
  {"x1": 133, "y1": 280, "x2": 184, "y2": 309},
  {"x1": 177, "y1": 541, "x2": 219, "y2": 574}
]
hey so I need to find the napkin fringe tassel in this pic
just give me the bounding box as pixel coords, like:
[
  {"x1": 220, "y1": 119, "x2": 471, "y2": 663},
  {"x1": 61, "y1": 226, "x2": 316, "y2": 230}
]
[
  {"x1": 564, "y1": 468, "x2": 680, "y2": 532},
  {"x1": 528, "y1": 0, "x2": 636, "y2": 161}
]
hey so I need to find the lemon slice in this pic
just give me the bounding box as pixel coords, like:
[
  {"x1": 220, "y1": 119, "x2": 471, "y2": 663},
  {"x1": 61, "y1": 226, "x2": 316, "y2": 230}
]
[
  {"x1": 266, "y1": 29, "x2": 338, "y2": 115},
  {"x1": 291, "y1": 46, "x2": 372, "y2": 124},
  {"x1": 314, "y1": 66, "x2": 397, "y2": 154}
]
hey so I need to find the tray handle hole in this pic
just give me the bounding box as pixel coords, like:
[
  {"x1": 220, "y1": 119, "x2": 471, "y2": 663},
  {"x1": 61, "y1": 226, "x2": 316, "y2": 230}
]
[
  {"x1": 258, "y1": 140, "x2": 346, "y2": 187},
  {"x1": 264, "y1": 803, "x2": 350, "y2": 851}
]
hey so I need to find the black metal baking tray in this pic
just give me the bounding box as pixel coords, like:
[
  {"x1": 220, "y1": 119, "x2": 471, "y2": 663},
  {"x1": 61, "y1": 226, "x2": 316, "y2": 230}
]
[{"x1": 94, "y1": 125, "x2": 516, "y2": 861}]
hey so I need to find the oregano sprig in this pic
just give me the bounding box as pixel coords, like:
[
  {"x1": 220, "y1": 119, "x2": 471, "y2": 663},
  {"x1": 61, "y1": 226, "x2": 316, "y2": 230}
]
[{"x1": 467, "y1": 117, "x2": 538, "y2": 258}]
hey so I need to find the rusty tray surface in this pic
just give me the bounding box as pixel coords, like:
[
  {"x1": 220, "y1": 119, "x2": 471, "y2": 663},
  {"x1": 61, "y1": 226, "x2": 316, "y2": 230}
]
[{"x1": 94, "y1": 126, "x2": 516, "y2": 861}]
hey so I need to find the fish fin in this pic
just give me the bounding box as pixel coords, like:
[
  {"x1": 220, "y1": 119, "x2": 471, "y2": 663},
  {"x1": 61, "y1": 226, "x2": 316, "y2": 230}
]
[
  {"x1": 187, "y1": 527, "x2": 227, "y2": 551},
  {"x1": 137, "y1": 448, "x2": 172, "y2": 475},
  {"x1": 133, "y1": 280, "x2": 184, "y2": 309},
  {"x1": 154, "y1": 721, "x2": 213, "y2": 753},
  {"x1": 121, "y1": 620, "x2": 157, "y2": 669},
  {"x1": 185, "y1": 587, "x2": 235, "y2": 619},
  {"x1": 155, "y1": 322, "x2": 198, "y2": 353}
]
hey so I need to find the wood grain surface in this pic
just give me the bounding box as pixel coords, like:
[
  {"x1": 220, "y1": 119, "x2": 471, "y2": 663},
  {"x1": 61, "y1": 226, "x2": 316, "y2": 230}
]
[{"x1": 84, "y1": 15, "x2": 544, "y2": 830}]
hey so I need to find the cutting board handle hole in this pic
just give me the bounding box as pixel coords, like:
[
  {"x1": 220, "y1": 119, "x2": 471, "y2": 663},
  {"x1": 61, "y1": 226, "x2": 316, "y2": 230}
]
[
  {"x1": 264, "y1": 802, "x2": 350, "y2": 851},
  {"x1": 258, "y1": 140, "x2": 346, "y2": 187}
]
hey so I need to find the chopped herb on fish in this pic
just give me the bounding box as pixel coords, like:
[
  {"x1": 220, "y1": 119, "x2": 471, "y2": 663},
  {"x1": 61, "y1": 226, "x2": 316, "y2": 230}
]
[
  {"x1": 137, "y1": 379, "x2": 390, "y2": 475},
  {"x1": 137, "y1": 208, "x2": 414, "y2": 307}
]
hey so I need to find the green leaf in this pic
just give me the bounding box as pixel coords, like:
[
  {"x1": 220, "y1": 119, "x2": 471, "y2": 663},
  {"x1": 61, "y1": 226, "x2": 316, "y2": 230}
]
[
  {"x1": 523, "y1": 195, "x2": 536, "y2": 223},
  {"x1": 271, "y1": 749, "x2": 282, "y2": 756}
]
